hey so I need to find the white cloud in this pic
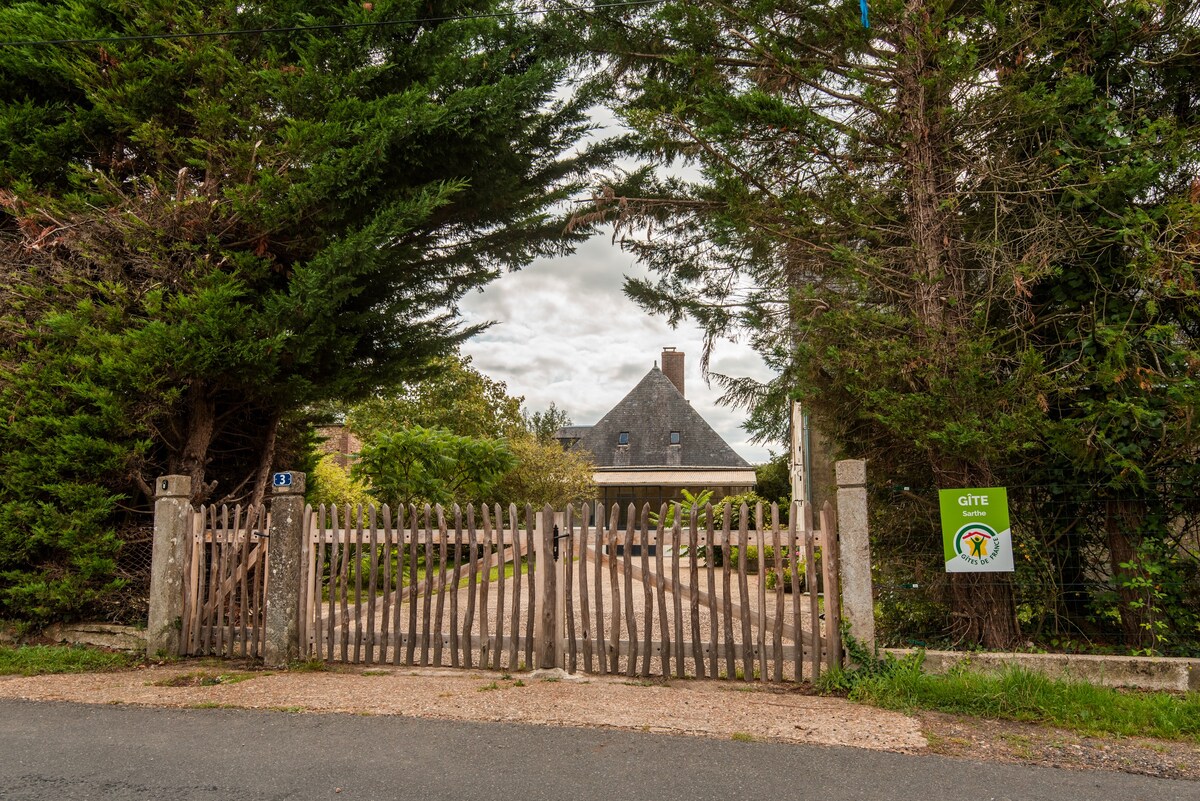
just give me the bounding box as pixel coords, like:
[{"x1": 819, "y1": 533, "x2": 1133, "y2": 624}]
[{"x1": 460, "y1": 232, "x2": 777, "y2": 464}]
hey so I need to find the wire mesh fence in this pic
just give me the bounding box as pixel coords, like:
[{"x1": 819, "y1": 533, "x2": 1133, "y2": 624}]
[{"x1": 871, "y1": 484, "x2": 1200, "y2": 656}]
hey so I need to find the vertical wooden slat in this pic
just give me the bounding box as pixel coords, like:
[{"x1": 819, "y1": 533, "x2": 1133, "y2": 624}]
[
  {"x1": 227, "y1": 506, "x2": 238, "y2": 658},
  {"x1": 434, "y1": 506, "x2": 449, "y2": 667},
  {"x1": 493, "y1": 504, "x2": 507, "y2": 671},
  {"x1": 771, "y1": 504, "x2": 784, "y2": 683},
  {"x1": 593, "y1": 507, "x2": 606, "y2": 675},
  {"x1": 578, "y1": 504, "x2": 592, "y2": 673},
  {"x1": 565, "y1": 505, "x2": 578, "y2": 674},
  {"x1": 654, "y1": 504, "x2": 669, "y2": 677},
  {"x1": 179, "y1": 509, "x2": 192, "y2": 654},
  {"x1": 820, "y1": 501, "x2": 843, "y2": 671},
  {"x1": 705, "y1": 506, "x2": 719, "y2": 678},
  {"x1": 506, "y1": 504, "x2": 521, "y2": 670},
  {"x1": 365, "y1": 505, "x2": 380, "y2": 664},
  {"x1": 524, "y1": 504, "x2": 536, "y2": 669},
  {"x1": 756, "y1": 504, "x2": 767, "y2": 683},
  {"x1": 326, "y1": 505, "x2": 339, "y2": 662},
  {"x1": 462, "y1": 505, "x2": 478, "y2": 668},
  {"x1": 737, "y1": 504, "x2": 752, "y2": 681},
  {"x1": 353, "y1": 506, "x2": 365, "y2": 664},
  {"x1": 228, "y1": 505, "x2": 241, "y2": 656},
  {"x1": 688, "y1": 510, "x2": 704, "y2": 678},
  {"x1": 670, "y1": 512, "x2": 684, "y2": 678},
  {"x1": 207, "y1": 506, "x2": 219, "y2": 656},
  {"x1": 638, "y1": 505, "x2": 651, "y2": 678},
  {"x1": 229, "y1": 505, "x2": 242, "y2": 655},
  {"x1": 187, "y1": 509, "x2": 204, "y2": 655},
  {"x1": 478, "y1": 505, "x2": 494, "y2": 667},
  {"x1": 206, "y1": 504, "x2": 218, "y2": 655},
  {"x1": 721, "y1": 507, "x2": 735, "y2": 677},
  {"x1": 398, "y1": 504, "x2": 411, "y2": 663},
  {"x1": 301, "y1": 505, "x2": 317, "y2": 659},
  {"x1": 217, "y1": 507, "x2": 230, "y2": 656},
  {"x1": 195, "y1": 505, "x2": 207, "y2": 654},
  {"x1": 340, "y1": 504, "x2": 353, "y2": 663},
  {"x1": 622, "y1": 505, "x2": 637, "y2": 677},
  {"x1": 805, "y1": 501, "x2": 820, "y2": 682},
  {"x1": 215, "y1": 505, "x2": 229, "y2": 656},
  {"x1": 420, "y1": 505, "x2": 434, "y2": 667},
  {"x1": 449, "y1": 505, "x2": 463, "y2": 668},
  {"x1": 219, "y1": 506, "x2": 233, "y2": 656},
  {"x1": 379, "y1": 505, "x2": 393, "y2": 665},
  {"x1": 251, "y1": 506, "x2": 267, "y2": 658},
  {"x1": 240, "y1": 505, "x2": 253, "y2": 657},
  {"x1": 789, "y1": 502, "x2": 803, "y2": 682},
  {"x1": 406, "y1": 504, "x2": 419, "y2": 665},
  {"x1": 607, "y1": 504, "x2": 621, "y2": 675}
]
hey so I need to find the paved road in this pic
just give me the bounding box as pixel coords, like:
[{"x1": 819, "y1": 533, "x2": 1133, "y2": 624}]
[{"x1": 1, "y1": 700, "x2": 1194, "y2": 801}]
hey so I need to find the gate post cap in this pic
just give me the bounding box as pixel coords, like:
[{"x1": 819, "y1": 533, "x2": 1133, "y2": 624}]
[
  {"x1": 835, "y1": 459, "x2": 866, "y2": 488},
  {"x1": 270, "y1": 471, "x2": 306, "y2": 496},
  {"x1": 155, "y1": 475, "x2": 192, "y2": 498}
]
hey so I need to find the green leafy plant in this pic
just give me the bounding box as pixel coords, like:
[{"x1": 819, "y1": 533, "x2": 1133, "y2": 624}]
[{"x1": 353, "y1": 426, "x2": 517, "y2": 508}]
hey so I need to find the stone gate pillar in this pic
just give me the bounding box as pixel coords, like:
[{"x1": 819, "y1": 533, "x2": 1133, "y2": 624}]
[
  {"x1": 263, "y1": 471, "x2": 306, "y2": 667},
  {"x1": 836, "y1": 460, "x2": 876, "y2": 654},
  {"x1": 147, "y1": 475, "x2": 193, "y2": 658}
]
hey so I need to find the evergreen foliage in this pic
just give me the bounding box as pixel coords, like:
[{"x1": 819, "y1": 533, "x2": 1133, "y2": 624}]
[
  {"x1": 0, "y1": 0, "x2": 611, "y2": 622},
  {"x1": 574, "y1": 0, "x2": 1200, "y2": 648}
]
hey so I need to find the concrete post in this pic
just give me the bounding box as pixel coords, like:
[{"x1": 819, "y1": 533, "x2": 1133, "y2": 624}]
[
  {"x1": 835, "y1": 460, "x2": 876, "y2": 653},
  {"x1": 263, "y1": 471, "x2": 306, "y2": 667},
  {"x1": 147, "y1": 475, "x2": 193, "y2": 658}
]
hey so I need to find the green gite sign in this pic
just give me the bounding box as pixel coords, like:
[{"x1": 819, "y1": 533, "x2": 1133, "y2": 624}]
[{"x1": 939, "y1": 488, "x2": 1014, "y2": 573}]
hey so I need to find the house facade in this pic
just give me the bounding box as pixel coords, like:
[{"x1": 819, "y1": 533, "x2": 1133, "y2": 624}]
[{"x1": 557, "y1": 348, "x2": 756, "y2": 522}]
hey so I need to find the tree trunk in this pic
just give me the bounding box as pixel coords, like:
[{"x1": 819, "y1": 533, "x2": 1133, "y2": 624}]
[
  {"x1": 181, "y1": 382, "x2": 218, "y2": 505},
  {"x1": 949, "y1": 572, "x2": 1020, "y2": 649},
  {"x1": 249, "y1": 411, "x2": 282, "y2": 509},
  {"x1": 1106, "y1": 500, "x2": 1148, "y2": 649},
  {"x1": 897, "y1": 1, "x2": 1020, "y2": 649}
]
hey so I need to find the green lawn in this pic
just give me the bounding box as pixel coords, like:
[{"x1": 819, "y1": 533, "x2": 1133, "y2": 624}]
[
  {"x1": 0, "y1": 644, "x2": 137, "y2": 676},
  {"x1": 844, "y1": 656, "x2": 1200, "y2": 741}
]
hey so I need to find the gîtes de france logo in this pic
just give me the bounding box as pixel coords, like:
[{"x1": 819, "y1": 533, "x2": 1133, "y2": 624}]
[
  {"x1": 938, "y1": 487, "x2": 1015, "y2": 573},
  {"x1": 952, "y1": 522, "x2": 1004, "y2": 568}
]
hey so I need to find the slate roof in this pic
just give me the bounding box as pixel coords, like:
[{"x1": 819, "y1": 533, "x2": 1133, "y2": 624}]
[{"x1": 572, "y1": 366, "x2": 750, "y2": 469}]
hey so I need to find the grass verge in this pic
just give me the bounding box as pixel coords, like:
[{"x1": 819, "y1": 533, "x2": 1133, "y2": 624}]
[
  {"x1": 0, "y1": 644, "x2": 137, "y2": 676},
  {"x1": 830, "y1": 651, "x2": 1200, "y2": 741}
]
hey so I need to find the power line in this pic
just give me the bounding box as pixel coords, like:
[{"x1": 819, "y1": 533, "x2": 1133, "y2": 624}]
[{"x1": 0, "y1": 0, "x2": 662, "y2": 48}]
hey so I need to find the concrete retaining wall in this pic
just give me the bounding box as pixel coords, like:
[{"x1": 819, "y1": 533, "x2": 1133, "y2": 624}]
[
  {"x1": 42, "y1": 623, "x2": 147, "y2": 653},
  {"x1": 884, "y1": 648, "x2": 1199, "y2": 693}
]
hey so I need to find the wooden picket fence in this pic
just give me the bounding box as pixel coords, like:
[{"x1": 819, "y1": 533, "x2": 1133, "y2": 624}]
[
  {"x1": 297, "y1": 500, "x2": 842, "y2": 682},
  {"x1": 180, "y1": 504, "x2": 270, "y2": 658}
]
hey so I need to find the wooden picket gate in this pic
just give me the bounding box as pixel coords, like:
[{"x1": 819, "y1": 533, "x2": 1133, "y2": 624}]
[
  {"x1": 180, "y1": 504, "x2": 270, "y2": 658},
  {"x1": 299, "y1": 500, "x2": 842, "y2": 681}
]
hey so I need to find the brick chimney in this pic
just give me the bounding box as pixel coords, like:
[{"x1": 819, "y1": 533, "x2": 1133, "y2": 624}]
[{"x1": 661, "y1": 347, "x2": 684, "y2": 397}]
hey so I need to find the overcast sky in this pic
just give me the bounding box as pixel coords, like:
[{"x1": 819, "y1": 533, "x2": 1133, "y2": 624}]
[{"x1": 459, "y1": 232, "x2": 778, "y2": 465}]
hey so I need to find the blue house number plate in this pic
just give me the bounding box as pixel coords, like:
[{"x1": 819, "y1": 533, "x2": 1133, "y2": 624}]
[{"x1": 272, "y1": 472, "x2": 292, "y2": 488}]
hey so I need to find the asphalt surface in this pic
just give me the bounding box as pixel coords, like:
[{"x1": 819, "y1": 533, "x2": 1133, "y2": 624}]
[{"x1": 1, "y1": 700, "x2": 1196, "y2": 801}]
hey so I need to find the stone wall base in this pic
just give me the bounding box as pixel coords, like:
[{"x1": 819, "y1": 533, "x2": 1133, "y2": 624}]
[
  {"x1": 42, "y1": 623, "x2": 147, "y2": 653},
  {"x1": 884, "y1": 648, "x2": 1199, "y2": 693}
]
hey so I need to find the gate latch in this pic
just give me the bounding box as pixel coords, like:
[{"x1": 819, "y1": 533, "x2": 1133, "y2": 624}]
[{"x1": 552, "y1": 525, "x2": 570, "y2": 561}]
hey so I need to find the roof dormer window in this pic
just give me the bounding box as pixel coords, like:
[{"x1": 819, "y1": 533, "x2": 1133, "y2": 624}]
[{"x1": 618, "y1": 431, "x2": 630, "y2": 446}]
